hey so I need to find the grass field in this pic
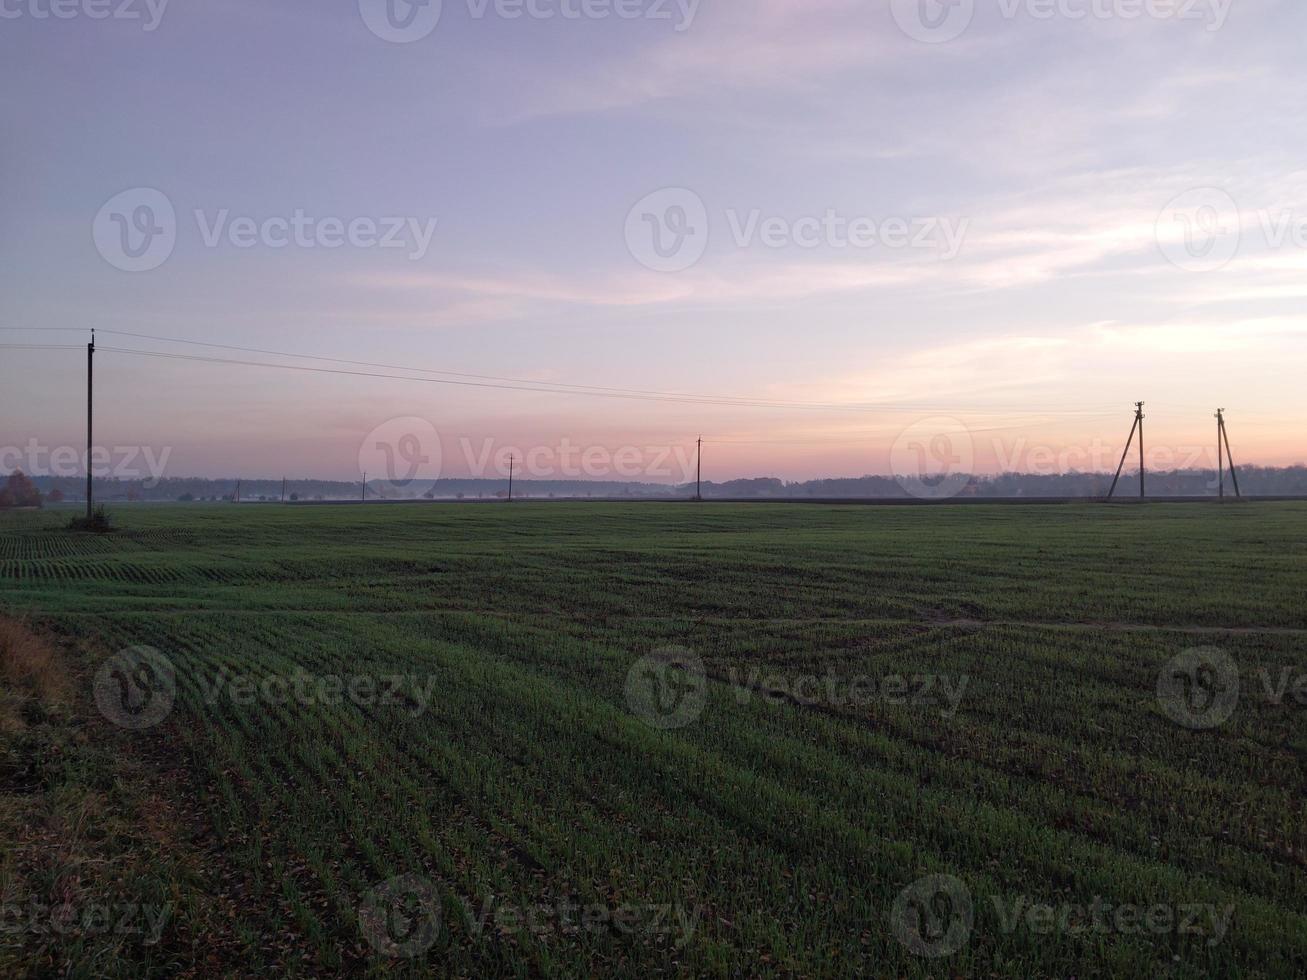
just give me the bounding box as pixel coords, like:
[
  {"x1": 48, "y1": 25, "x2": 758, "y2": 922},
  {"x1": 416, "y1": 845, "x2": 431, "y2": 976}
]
[{"x1": 1, "y1": 502, "x2": 1305, "y2": 977}]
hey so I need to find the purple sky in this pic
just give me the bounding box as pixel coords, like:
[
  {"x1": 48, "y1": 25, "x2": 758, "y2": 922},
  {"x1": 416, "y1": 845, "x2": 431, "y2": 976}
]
[{"x1": 2, "y1": 0, "x2": 1305, "y2": 485}]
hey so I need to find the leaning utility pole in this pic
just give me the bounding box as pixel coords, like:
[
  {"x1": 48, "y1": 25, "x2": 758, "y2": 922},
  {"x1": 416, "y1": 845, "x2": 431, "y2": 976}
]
[
  {"x1": 361, "y1": 473, "x2": 367, "y2": 503},
  {"x1": 1107, "y1": 402, "x2": 1146, "y2": 500},
  {"x1": 695, "y1": 436, "x2": 702, "y2": 501},
  {"x1": 507, "y1": 455, "x2": 514, "y2": 502},
  {"x1": 1218, "y1": 409, "x2": 1242, "y2": 498},
  {"x1": 1216, "y1": 409, "x2": 1225, "y2": 499},
  {"x1": 85, "y1": 330, "x2": 94, "y2": 520}
]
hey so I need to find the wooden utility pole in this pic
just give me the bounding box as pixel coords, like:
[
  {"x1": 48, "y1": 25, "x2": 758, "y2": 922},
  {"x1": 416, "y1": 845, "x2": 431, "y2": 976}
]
[
  {"x1": 1136, "y1": 401, "x2": 1146, "y2": 498},
  {"x1": 508, "y1": 455, "x2": 514, "y2": 502},
  {"x1": 1219, "y1": 410, "x2": 1241, "y2": 498},
  {"x1": 1216, "y1": 409, "x2": 1225, "y2": 498},
  {"x1": 281, "y1": 477, "x2": 287, "y2": 503},
  {"x1": 235, "y1": 479, "x2": 241, "y2": 503},
  {"x1": 1107, "y1": 402, "x2": 1145, "y2": 500},
  {"x1": 85, "y1": 331, "x2": 94, "y2": 519},
  {"x1": 696, "y1": 436, "x2": 702, "y2": 501},
  {"x1": 361, "y1": 473, "x2": 367, "y2": 502}
]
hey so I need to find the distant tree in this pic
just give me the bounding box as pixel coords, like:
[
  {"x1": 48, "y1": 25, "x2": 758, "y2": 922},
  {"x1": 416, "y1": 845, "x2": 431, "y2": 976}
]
[
  {"x1": 0, "y1": 471, "x2": 42, "y2": 509},
  {"x1": 289, "y1": 492, "x2": 299, "y2": 502},
  {"x1": 178, "y1": 493, "x2": 195, "y2": 502},
  {"x1": 126, "y1": 485, "x2": 142, "y2": 502},
  {"x1": 47, "y1": 487, "x2": 65, "y2": 503}
]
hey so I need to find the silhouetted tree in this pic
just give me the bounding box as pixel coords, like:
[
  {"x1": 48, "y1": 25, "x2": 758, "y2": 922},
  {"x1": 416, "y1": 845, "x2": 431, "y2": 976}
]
[{"x1": 0, "y1": 471, "x2": 43, "y2": 509}]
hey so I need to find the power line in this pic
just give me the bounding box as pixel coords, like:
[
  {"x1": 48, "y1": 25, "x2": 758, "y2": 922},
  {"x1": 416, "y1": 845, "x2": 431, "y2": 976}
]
[
  {"x1": 95, "y1": 343, "x2": 1116, "y2": 419},
  {"x1": 4, "y1": 326, "x2": 1116, "y2": 418},
  {"x1": 0, "y1": 343, "x2": 86, "y2": 350}
]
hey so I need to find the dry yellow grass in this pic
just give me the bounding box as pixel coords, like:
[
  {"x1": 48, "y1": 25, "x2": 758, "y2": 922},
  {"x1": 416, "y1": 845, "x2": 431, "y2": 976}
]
[{"x1": 0, "y1": 618, "x2": 70, "y2": 708}]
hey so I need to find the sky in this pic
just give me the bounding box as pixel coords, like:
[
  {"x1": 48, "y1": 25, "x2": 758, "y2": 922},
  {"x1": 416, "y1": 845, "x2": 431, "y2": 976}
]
[{"x1": 2, "y1": 0, "x2": 1305, "y2": 487}]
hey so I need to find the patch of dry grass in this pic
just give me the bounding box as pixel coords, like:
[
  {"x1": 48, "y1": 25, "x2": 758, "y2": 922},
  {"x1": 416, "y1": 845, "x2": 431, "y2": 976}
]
[{"x1": 0, "y1": 617, "x2": 70, "y2": 709}]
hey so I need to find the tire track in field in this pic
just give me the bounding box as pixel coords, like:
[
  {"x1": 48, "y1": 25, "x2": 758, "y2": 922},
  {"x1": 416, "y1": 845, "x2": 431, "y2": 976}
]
[{"x1": 21, "y1": 608, "x2": 1307, "y2": 636}]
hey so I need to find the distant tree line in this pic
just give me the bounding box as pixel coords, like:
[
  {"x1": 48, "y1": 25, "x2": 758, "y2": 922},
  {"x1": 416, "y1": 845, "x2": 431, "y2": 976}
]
[{"x1": 9, "y1": 466, "x2": 1307, "y2": 503}]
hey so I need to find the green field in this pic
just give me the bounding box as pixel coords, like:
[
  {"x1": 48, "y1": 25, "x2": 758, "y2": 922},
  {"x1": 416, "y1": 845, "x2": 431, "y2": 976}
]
[{"x1": 2, "y1": 503, "x2": 1305, "y2": 977}]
